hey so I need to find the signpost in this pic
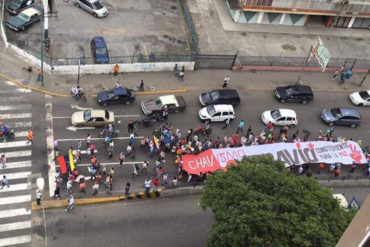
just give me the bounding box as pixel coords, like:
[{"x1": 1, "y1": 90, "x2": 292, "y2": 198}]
[{"x1": 312, "y1": 38, "x2": 331, "y2": 72}]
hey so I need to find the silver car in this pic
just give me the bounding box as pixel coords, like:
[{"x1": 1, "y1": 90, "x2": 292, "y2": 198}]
[{"x1": 73, "y1": 0, "x2": 108, "y2": 18}]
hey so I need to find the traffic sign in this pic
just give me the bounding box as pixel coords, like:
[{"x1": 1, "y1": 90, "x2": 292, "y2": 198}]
[
  {"x1": 348, "y1": 197, "x2": 360, "y2": 210},
  {"x1": 312, "y1": 38, "x2": 331, "y2": 72}
]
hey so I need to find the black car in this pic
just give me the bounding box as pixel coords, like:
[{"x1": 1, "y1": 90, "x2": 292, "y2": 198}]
[
  {"x1": 199, "y1": 89, "x2": 240, "y2": 106},
  {"x1": 6, "y1": 6, "x2": 41, "y2": 32},
  {"x1": 7, "y1": 0, "x2": 34, "y2": 14},
  {"x1": 97, "y1": 87, "x2": 135, "y2": 106},
  {"x1": 321, "y1": 107, "x2": 361, "y2": 128},
  {"x1": 274, "y1": 85, "x2": 314, "y2": 104}
]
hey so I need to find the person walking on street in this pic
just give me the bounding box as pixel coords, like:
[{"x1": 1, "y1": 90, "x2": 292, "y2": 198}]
[
  {"x1": 65, "y1": 194, "x2": 75, "y2": 212},
  {"x1": 86, "y1": 134, "x2": 91, "y2": 149},
  {"x1": 66, "y1": 180, "x2": 73, "y2": 196},
  {"x1": 152, "y1": 178, "x2": 159, "y2": 192},
  {"x1": 236, "y1": 120, "x2": 245, "y2": 134},
  {"x1": 1, "y1": 175, "x2": 9, "y2": 189},
  {"x1": 1, "y1": 154, "x2": 6, "y2": 168},
  {"x1": 332, "y1": 69, "x2": 339, "y2": 80},
  {"x1": 340, "y1": 71, "x2": 346, "y2": 84},
  {"x1": 36, "y1": 189, "x2": 42, "y2": 206},
  {"x1": 54, "y1": 184, "x2": 61, "y2": 199},
  {"x1": 162, "y1": 172, "x2": 168, "y2": 185},
  {"x1": 144, "y1": 177, "x2": 151, "y2": 193},
  {"x1": 113, "y1": 64, "x2": 119, "y2": 76},
  {"x1": 141, "y1": 160, "x2": 148, "y2": 174},
  {"x1": 115, "y1": 80, "x2": 121, "y2": 88},
  {"x1": 222, "y1": 118, "x2": 230, "y2": 130},
  {"x1": 127, "y1": 120, "x2": 134, "y2": 134},
  {"x1": 172, "y1": 176, "x2": 178, "y2": 188},
  {"x1": 37, "y1": 69, "x2": 42, "y2": 82},
  {"x1": 119, "y1": 151, "x2": 126, "y2": 167},
  {"x1": 222, "y1": 76, "x2": 230, "y2": 88},
  {"x1": 106, "y1": 175, "x2": 113, "y2": 195},
  {"x1": 139, "y1": 80, "x2": 144, "y2": 91},
  {"x1": 173, "y1": 64, "x2": 178, "y2": 77},
  {"x1": 92, "y1": 182, "x2": 99, "y2": 196},
  {"x1": 125, "y1": 182, "x2": 130, "y2": 196},
  {"x1": 27, "y1": 130, "x2": 33, "y2": 144}
]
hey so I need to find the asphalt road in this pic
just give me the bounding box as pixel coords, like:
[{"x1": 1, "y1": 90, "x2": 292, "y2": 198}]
[
  {"x1": 36, "y1": 194, "x2": 213, "y2": 247},
  {"x1": 50, "y1": 88, "x2": 370, "y2": 195}
]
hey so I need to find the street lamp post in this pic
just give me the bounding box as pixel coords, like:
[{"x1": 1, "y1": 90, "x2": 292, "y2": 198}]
[
  {"x1": 359, "y1": 68, "x2": 369, "y2": 86},
  {"x1": 40, "y1": 7, "x2": 44, "y2": 87}
]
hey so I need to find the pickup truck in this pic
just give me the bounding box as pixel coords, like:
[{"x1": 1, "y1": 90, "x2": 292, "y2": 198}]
[{"x1": 140, "y1": 95, "x2": 186, "y2": 115}]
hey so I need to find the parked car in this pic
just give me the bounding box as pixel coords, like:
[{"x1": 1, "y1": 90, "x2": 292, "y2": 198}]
[
  {"x1": 274, "y1": 85, "x2": 314, "y2": 104},
  {"x1": 349, "y1": 90, "x2": 370, "y2": 106},
  {"x1": 91, "y1": 37, "x2": 109, "y2": 64},
  {"x1": 97, "y1": 87, "x2": 135, "y2": 106},
  {"x1": 199, "y1": 89, "x2": 240, "y2": 106},
  {"x1": 73, "y1": 0, "x2": 108, "y2": 18},
  {"x1": 6, "y1": 5, "x2": 41, "y2": 31},
  {"x1": 141, "y1": 95, "x2": 186, "y2": 115},
  {"x1": 71, "y1": 109, "x2": 114, "y2": 127},
  {"x1": 261, "y1": 109, "x2": 298, "y2": 126},
  {"x1": 321, "y1": 107, "x2": 361, "y2": 128},
  {"x1": 7, "y1": 0, "x2": 34, "y2": 15},
  {"x1": 199, "y1": 104, "x2": 235, "y2": 122}
]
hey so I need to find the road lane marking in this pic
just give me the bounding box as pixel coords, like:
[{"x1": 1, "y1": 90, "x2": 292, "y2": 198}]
[
  {"x1": 0, "y1": 96, "x2": 29, "y2": 102},
  {"x1": 46, "y1": 95, "x2": 56, "y2": 197},
  {"x1": 56, "y1": 161, "x2": 144, "y2": 168},
  {"x1": 6, "y1": 122, "x2": 32, "y2": 128},
  {"x1": 0, "y1": 183, "x2": 31, "y2": 192},
  {"x1": 0, "y1": 235, "x2": 31, "y2": 246},
  {"x1": 0, "y1": 141, "x2": 31, "y2": 149},
  {"x1": 0, "y1": 221, "x2": 31, "y2": 233},
  {"x1": 5, "y1": 172, "x2": 31, "y2": 180},
  {"x1": 0, "y1": 208, "x2": 31, "y2": 219},
  {"x1": 2, "y1": 161, "x2": 32, "y2": 169},
  {"x1": 52, "y1": 114, "x2": 140, "y2": 119},
  {"x1": 15, "y1": 131, "x2": 28, "y2": 137},
  {"x1": 4, "y1": 150, "x2": 32, "y2": 158},
  {"x1": 0, "y1": 195, "x2": 31, "y2": 205},
  {"x1": 0, "y1": 104, "x2": 32, "y2": 111},
  {"x1": 0, "y1": 113, "x2": 31, "y2": 119},
  {"x1": 57, "y1": 136, "x2": 144, "y2": 142}
]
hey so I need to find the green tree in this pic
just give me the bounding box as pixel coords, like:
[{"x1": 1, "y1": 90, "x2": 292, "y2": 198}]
[{"x1": 200, "y1": 156, "x2": 355, "y2": 247}]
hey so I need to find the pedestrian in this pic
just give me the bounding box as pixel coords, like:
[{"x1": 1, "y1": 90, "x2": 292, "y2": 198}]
[
  {"x1": 36, "y1": 189, "x2": 42, "y2": 205},
  {"x1": 173, "y1": 64, "x2": 179, "y2": 77},
  {"x1": 332, "y1": 69, "x2": 339, "y2": 80},
  {"x1": 172, "y1": 176, "x2": 178, "y2": 188},
  {"x1": 340, "y1": 71, "x2": 346, "y2": 84},
  {"x1": 1, "y1": 175, "x2": 9, "y2": 189},
  {"x1": 139, "y1": 80, "x2": 144, "y2": 91},
  {"x1": 127, "y1": 120, "x2": 134, "y2": 134},
  {"x1": 79, "y1": 178, "x2": 86, "y2": 193},
  {"x1": 236, "y1": 120, "x2": 245, "y2": 134},
  {"x1": 178, "y1": 70, "x2": 184, "y2": 81},
  {"x1": 119, "y1": 151, "x2": 126, "y2": 167},
  {"x1": 125, "y1": 182, "x2": 130, "y2": 196},
  {"x1": 27, "y1": 130, "x2": 33, "y2": 144},
  {"x1": 222, "y1": 75, "x2": 230, "y2": 88},
  {"x1": 162, "y1": 172, "x2": 168, "y2": 185},
  {"x1": 144, "y1": 177, "x2": 151, "y2": 193},
  {"x1": 92, "y1": 181, "x2": 99, "y2": 196},
  {"x1": 107, "y1": 143, "x2": 114, "y2": 159},
  {"x1": 113, "y1": 64, "x2": 119, "y2": 76},
  {"x1": 1, "y1": 154, "x2": 6, "y2": 168},
  {"x1": 65, "y1": 194, "x2": 75, "y2": 212},
  {"x1": 37, "y1": 69, "x2": 42, "y2": 82},
  {"x1": 86, "y1": 134, "x2": 91, "y2": 149},
  {"x1": 106, "y1": 175, "x2": 113, "y2": 195},
  {"x1": 222, "y1": 118, "x2": 230, "y2": 130},
  {"x1": 66, "y1": 180, "x2": 73, "y2": 195},
  {"x1": 346, "y1": 69, "x2": 353, "y2": 80},
  {"x1": 115, "y1": 80, "x2": 121, "y2": 88},
  {"x1": 152, "y1": 177, "x2": 159, "y2": 192},
  {"x1": 53, "y1": 183, "x2": 61, "y2": 199}
]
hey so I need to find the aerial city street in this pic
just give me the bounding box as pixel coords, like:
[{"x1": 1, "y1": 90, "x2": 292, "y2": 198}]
[{"x1": 0, "y1": 0, "x2": 369, "y2": 246}]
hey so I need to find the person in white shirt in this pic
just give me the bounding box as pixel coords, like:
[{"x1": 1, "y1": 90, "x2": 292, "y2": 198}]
[{"x1": 144, "y1": 178, "x2": 151, "y2": 193}]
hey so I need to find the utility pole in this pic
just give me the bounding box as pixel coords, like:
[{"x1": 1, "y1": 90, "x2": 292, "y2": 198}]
[
  {"x1": 359, "y1": 68, "x2": 369, "y2": 86},
  {"x1": 40, "y1": 7, "x2": 44, "y2": 87},
  {"x1": 296, "y1": 46, "x2": 313, "y2": 84}
]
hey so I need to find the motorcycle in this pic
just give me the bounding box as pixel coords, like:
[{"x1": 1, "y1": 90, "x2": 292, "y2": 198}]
[
  {"x1": 193, "y1": 125, "x2": 212, "y2": 136},
  {"x1": 98, "y1": 129, "x2": 119, "y2": 138},
  {"x1": 0, "y1": 129, "x2": 15, "y2": 141},
  {"x1": 71, "y1": 85, "x2": 87, "y2": 100}
]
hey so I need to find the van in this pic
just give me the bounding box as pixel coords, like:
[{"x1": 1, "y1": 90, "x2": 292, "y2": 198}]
[
  {"x1": 199, "y1": 104, "x2": 235, "y2": 122},
  {"x1": 73, "y1": 0, "x2": 108, "y2": 18},
  {"x1": 199, "y1": 89, "x2": 240, "y2": 106}
]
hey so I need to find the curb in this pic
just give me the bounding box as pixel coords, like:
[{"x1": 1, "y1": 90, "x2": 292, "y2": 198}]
[
  {"x1": 233, "y1": 66, "x2": 369, "y2": 74},
  {"x1": 31, "y1": 189, "x2": 162, "y2": 211},
  {"x1": 0, "y1": 73, "x2": 188, "y2": 97}
]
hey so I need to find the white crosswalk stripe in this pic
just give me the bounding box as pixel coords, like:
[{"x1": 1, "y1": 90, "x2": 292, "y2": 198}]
[{"x1": 0, "y1": 81, "x2": 34, "y2": 245}]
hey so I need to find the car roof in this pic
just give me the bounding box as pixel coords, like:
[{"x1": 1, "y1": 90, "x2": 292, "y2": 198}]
[
  {"x1": 91, "y1": 37, "x2": 106, "y2": 48},
  {"x1": 338, "y1": 108, "x2": 360, "y2": 117},
  {"x1": 284, "y1": 85, "x2": 313, "y2": 93},
  {"x1": 22, "y1": 7, "x2": 39, "y2": 16},
  {"x1": 159, "y1": 95, "x2": 178, "y2": 106},
  {"x1": 112, "y1": 87, "x2": 128, "y2": 95},
  {"x1": 277, "y1": 109, "x2": 297, "y2": 117},
  {"x1": 90, "y1": 109, "x2": 107, "y2": 118},
  {"x1": 212, "y1": 104, "x2": 234, "y2": 112},
  {"x1": 210, "y1": 89, "x2": 239, "y2": 97}
]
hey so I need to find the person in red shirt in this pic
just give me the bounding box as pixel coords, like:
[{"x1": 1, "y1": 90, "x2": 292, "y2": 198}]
[{"x1": 152, "y1": 178, "x2": 159, "y2": 192}]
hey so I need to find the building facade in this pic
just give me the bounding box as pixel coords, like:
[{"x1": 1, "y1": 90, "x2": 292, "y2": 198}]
[{"x1": 227, "y1": 0, "x2": 370, "y2": 29}]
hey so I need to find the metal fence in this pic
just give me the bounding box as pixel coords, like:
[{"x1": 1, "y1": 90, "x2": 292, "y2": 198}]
[{"x1": 178, "y1": 0, "x2": 198, "y2": 53}]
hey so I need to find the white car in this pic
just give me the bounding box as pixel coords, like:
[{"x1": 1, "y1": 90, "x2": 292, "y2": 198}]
[
  {"x1": 349, "y1": 90, "x2": 370, "y2": 106},
  {"x1": 71, "y1": 109, "x2": 114, "y2": 127},
  {"x1": 199, "y1": 104, "x2": 235, "y2": 122},
  {"x1": 261, "y1": 109, "x2": 298, "y2": 126}
]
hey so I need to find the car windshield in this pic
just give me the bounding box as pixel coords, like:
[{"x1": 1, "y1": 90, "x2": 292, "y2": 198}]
[
  {"x1": 18, "y1": 13, "x2": 30, "y2": 21},
  {"x1": 92, "y1": 0, "x2": 104, "y2": 10},
  {"x1": 210, "y1": 91, "x2": 219, "y2": 100},
  {"x1": 285, "y1": 87, "x2": 294, "y2": 95},
  {"x1": 106, "y1": 90, "x2": 115, "y2": 98},
  {"x1": 96, "y1": 47, "x2": 107, "y2": 55},
  {"x1": 330, "y1": 108, "x2": 342, "y2": 117},
  {"x1": 13, "y1": 0, "x2": 22, "y2": 7},
  {"x1": 83, "y1": 109, "x2": 91, "y2": 121},
  {"x1": 105, "y1": 110, "x2": 109, "y2": 119},
  {"x1": 271, "y1": 110, "x2": 281, "y2": 120},
  {"x1": 359, "y1": 91, "x2": 370, "y2": 99},
  {"x1": 207, "y1": 106, "x2": 216, "y2": 115},
  {"x1": 155, "y1": 99, "x2": 163, "y2": 108}
]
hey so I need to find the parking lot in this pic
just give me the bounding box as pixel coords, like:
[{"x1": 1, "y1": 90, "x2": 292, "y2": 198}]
[{"x1": 5, "y1": 0, "x2": 190, "y2": 63}]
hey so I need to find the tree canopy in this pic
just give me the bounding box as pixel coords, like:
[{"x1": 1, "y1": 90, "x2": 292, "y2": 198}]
[{"x1": 200, "y1": 156, "x2": 355, "y2": 247}]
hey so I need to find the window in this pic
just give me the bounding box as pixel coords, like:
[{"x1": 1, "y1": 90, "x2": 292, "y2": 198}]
[
  {"x1": 222, "y1": 112, "x2": 229, "y2": 116},
  {"x1": 83, "y1": 110, "x2": 91, "y2": 121},
  {"x1": 359, "y1": 91, "x2": 370, "y2": 100},
  {"x1": 210, "y1": 91, "x2": 220, "y2": 101},
  {"x1": 18, "y1": 13, "x2": 30, "y2": 21},
  {"x1": 96, "y1": 117, "x2": 104, "y2": 122},
  {"x1": 212, "y1": 112, "x2": 221, "y2": 117},
  {"x1": 285, "y1": 87, "x2": 295, "y2": 95},
  {"x1": 330, "y1": 108, "x2": 342, "y2": 118},
  {"x1": 277, "y1": 117, "x2": 286, "y2": 122},
  {"x1": 92, "y1": 0, "x2": 104, "y2": 10},
  {"x1": 286, "y1": 117, "x2": 293, "y2": 121},
  {"x1": 207, "y1": 106, "x2": 216, "y2": 115},
  {"x1": 271, "y1": 110, "x2": 281, "y2": 120},
  {"x1": 155, "y1": 99, "x2": 163, "y2": 109},
  {"x1": 105, "y1": 110, "x2": 110, "y2": 120}
]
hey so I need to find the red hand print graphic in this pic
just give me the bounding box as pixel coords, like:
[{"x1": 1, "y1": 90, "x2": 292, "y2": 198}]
[
  {"x1": 349, "y1": 144, "x2": 363, "y2": 163},
  {"x1": 296, "y1": 142, "x2": 301, "y2": 149}
]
